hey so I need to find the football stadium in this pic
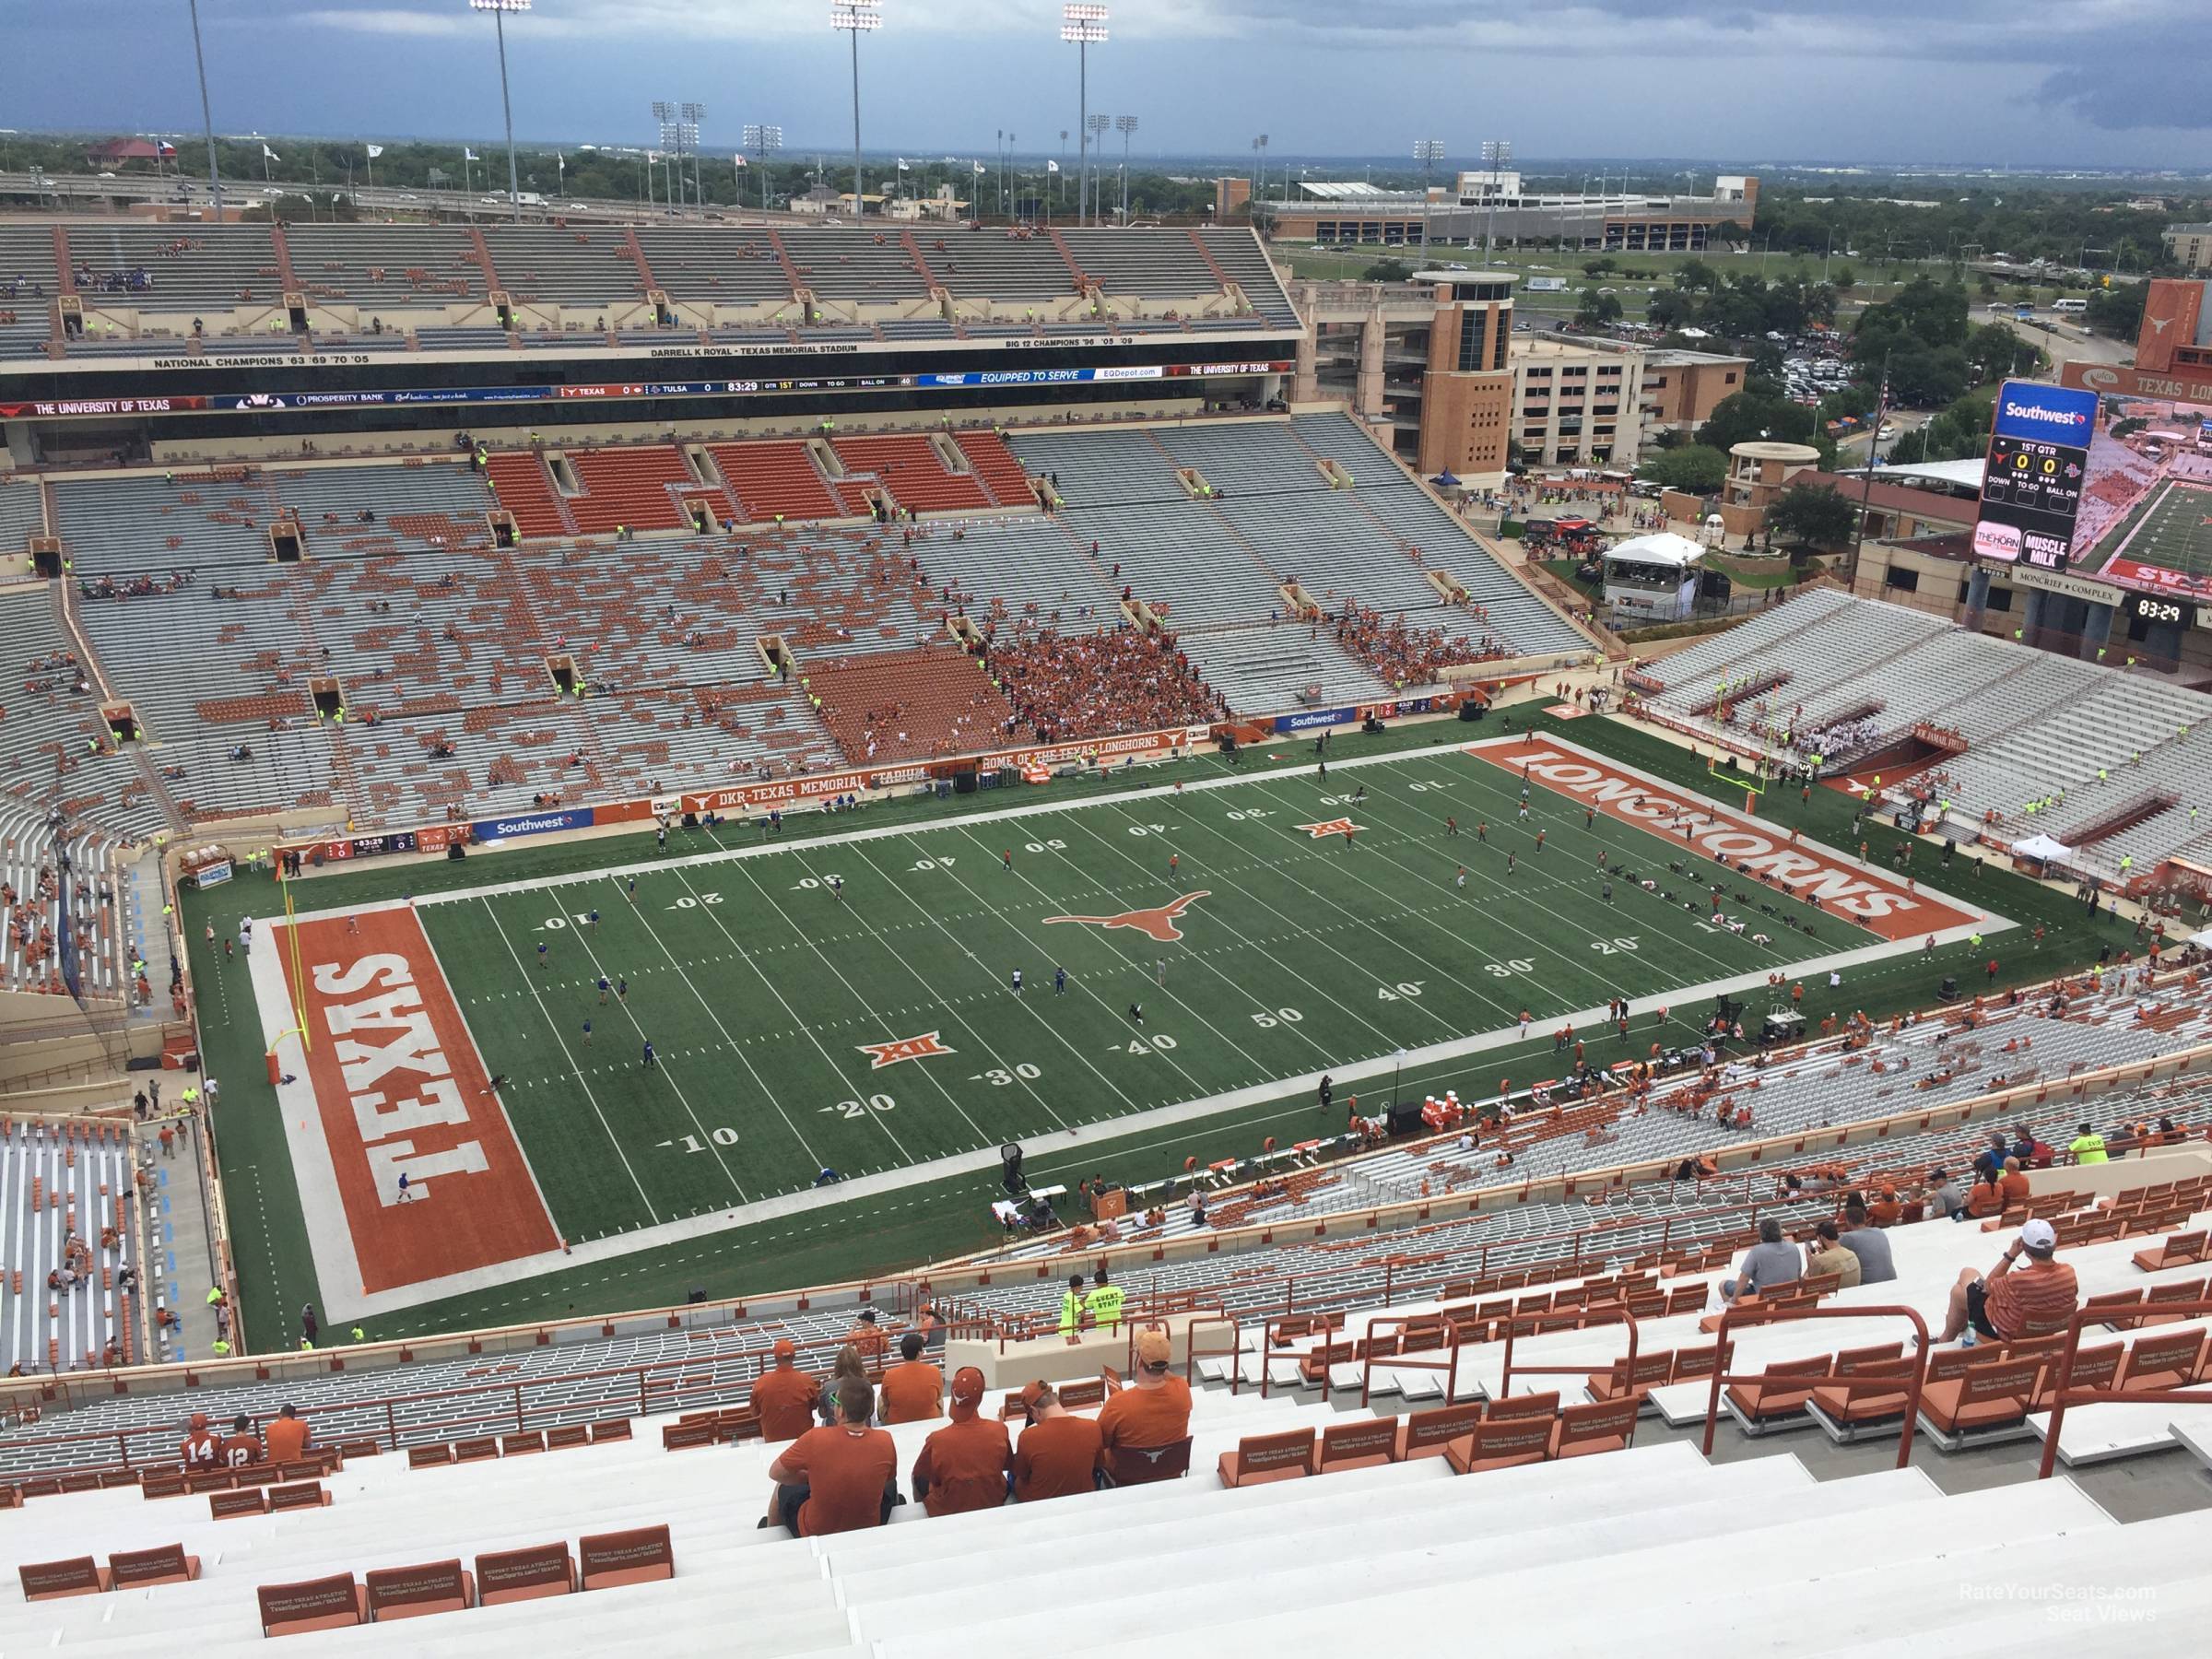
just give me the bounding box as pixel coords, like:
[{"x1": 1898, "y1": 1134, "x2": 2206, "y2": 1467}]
[{"x1": 6, "y1": 16, "x2": 2212, "y2": 1652}]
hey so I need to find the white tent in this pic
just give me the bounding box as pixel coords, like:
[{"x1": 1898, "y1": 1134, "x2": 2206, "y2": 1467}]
[{"x1": 2011, "y1": 833, "x2": 2074, "y2": 863}]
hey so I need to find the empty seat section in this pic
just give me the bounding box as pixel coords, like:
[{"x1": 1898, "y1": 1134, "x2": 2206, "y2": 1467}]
[
  {"x1": 484, "y1": 455, "x2": 570, "y2": 539},
  {"x1": 564, "y1": 447, "x2": 691, "y2": 535},
  {"x1": 832, "y1": 437, "x2": 991, "y2": 513},
  {"x1": 712, "y1": 441, "x2": 841, "y2": 523}
]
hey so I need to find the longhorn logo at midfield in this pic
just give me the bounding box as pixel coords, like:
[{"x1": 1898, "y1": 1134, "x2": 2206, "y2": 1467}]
[{"x1": 1041, "y1": 890, "x2": 1212, "y2": 944}]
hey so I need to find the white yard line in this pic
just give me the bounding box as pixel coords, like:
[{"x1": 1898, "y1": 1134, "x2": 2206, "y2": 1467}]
[
  {"x1": 587, "y1": 874, "x2": 826, "y2": 1179},
  {"x1": 658, "y1": 858, "x2": 916, "y2": 1169},
  {"x1": 786, "y1": 835, "x2": 1077, "y2": 1132},
  {"x1": 711, "y1": 855, "x2": 994, "y2": 1159},
  {"x1": 480, "y1": 898, "x2": 660, "y2": 1226},
  {"x1": 561, "y1": 890, "x2": 748, "y2": 1206},
  {"x1": 416, "y1": 921, "x2": 566, "y2": 1251}
]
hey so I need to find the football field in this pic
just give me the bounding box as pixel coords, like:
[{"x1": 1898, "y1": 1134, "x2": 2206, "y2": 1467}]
[
  {"x1": 2092, "y1": 476, "x2": 2212, "y2": 590},
  {"x1": 247, "y1": 733, "x2": 1990, "y2": 1323}
]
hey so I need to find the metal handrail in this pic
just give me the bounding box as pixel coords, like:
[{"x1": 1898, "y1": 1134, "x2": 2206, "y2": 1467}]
[
  {"x1": 1498, "y1": 1300, "x2": 1641, "y2": 1420},
  {"x1": 2036, "y1": 1297, "x2": 2212, "y2": 1480},
  {"x1": 1359, "y1": 1314, "x2": 1462, "y2": 1410},
  {"x1": 1699, "y1": 1301, "x2": 1933, "y2": 1472},
  {"x1": 1182, "y1": 1315, "x2": 1241, "y2": 1394}
]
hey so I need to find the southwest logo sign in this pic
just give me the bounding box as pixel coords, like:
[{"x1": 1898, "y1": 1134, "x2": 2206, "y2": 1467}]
[
  {"x1": 1041, "y1": 891, "x2": 1211, "y2": 943},
  {"x1": 1297, "y1": 818, "x2": 1362, "y2": 838},
  {"x1": 857, "y1": 1031, "x2": 956, "y2": 1070}
]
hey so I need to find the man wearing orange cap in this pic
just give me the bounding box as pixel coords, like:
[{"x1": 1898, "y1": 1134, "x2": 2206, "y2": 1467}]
[
  {"x1": 878, "y1": 1332, "x2": 945, "y2": 1425},
  {"x1": 178, "y1": 1411, "x2": 219, "y2": 1471},
  {"x1": 752, "y1": 1337, "x2": 822, "y2": 1443},
  {"x1": 910, "y1": 1367, "x2": 1011, "y2": 1517},
  {"x1": 1096, "y1": 1328, "x2": 1192, "y2": 1459},
  {"x1": 1013, "y1": 1381, "x2": 1104, "y2": 1502}
]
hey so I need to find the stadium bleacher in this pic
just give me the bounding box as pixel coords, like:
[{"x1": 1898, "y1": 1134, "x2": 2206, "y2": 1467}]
[
  {"x1": 1638, "y1": 588, "x2": 2212, "y2": 880},
  {"x1": 25, "y1": 412, "x2": 1570, "y2": 841},
  {"x1": 30, "y1": 222, "x2": 1299, "y2": 351}
]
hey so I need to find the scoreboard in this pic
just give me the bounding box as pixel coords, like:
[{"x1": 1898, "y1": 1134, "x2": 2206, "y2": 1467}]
[{"x1": 1971, "y1": 381, "x2": 2099, "y2": 570}]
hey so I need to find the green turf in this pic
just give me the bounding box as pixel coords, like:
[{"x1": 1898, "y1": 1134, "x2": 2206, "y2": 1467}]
[
  {"x1": 418, "y1": 746, "x2": 1869, "y2": 1245},
  {"x1": 181, "y1": 709, "x2": 2140, "y2": 1347}
]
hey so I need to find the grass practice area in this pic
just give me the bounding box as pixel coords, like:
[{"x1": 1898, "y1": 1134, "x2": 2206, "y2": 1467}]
[
  {"x1": 2090, "y1": 477, "x2": 2212, "y2": 583},
  {"x1": 182, "y1": 712, "x2": 2138, "y2": 1345}
]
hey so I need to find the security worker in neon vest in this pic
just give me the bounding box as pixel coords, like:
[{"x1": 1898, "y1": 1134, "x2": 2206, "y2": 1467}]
[
  {"x1": 1057, "y1": 1273, "x2": 1087, "y2": 1337},
  {"x1": 2068, "y1": 1123, "x2": 2108, "y2": 1165},
  {"x1": 1084, "y1": 1265, "x2": 1124, "y2": 1334}
]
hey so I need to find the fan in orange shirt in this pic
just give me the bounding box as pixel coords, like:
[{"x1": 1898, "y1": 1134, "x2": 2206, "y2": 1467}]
[
  {"x1": 1096, "y1": 1329, "x2": 1192, "y2": 1456},
  {"x1": 878, "y1": 1333, "x2": 945, "y2": 1424},
  {"x1": 751, "y1": 1338, "x2": 822, "y2": 1441},
  {"x1": 1013, "y1": 1382, "x2": 1105, "y2": 1502},
  {"x1": 910, "y1": 1367, "x2": 1010, "y2": 1517}
]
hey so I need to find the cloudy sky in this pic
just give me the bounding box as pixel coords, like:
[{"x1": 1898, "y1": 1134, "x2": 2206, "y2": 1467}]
[{"x1": 10, "y1": 0, "x2": 2207, "y2": 168}]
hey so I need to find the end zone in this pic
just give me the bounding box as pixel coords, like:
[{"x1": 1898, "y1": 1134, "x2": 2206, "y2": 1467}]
[
  {"x1": 1465, "y1": 734, "x2": 1991, "y2": 943},
  {"x1": 252, "y1": 903, "x2": 562, "y2": 1322}
]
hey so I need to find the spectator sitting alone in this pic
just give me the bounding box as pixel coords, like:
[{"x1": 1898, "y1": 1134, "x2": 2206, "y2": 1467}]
[
  {"x1": 263, "y1": 1403, "x2": 311, "y2": 1465},
  {"x1": 1936, "y1": 1218, "x2": 2079, "y2": 1347},
  {"x1": 752, "y1": 1338, "x2": 821, "y2": 1442},
  {"x1": 1838, "y1": 1200, "x2": 1897, "y2": 1284},
  {"x1": 910, "y1": 1367, "x2": 1011, "y2": 1517},
  {"x1": 880, "y1": 1332, "x2": 946, "y2": 1425},
  {"x1": 764, "y1": 1376, "x2": 900, "y2": 1536},
  {"x1": 1720, "y1": 1217, "x2": 1802, "y2": 1303},
  {"x1": 1014, "y1": 1381, "x2": 1106, "y2": 1502}
]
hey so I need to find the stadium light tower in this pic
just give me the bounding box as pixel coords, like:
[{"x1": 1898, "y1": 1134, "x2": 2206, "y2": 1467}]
[
  {"x1": 469, "y1": 0, "x2": 530, "y2": 220},
  {"x1": 682, "y1": 100, "x2": 706, "y2": 209},
  {"x1": 1087, "y1": 113, "x2": 1110, "y2": 224},
  {"x1": 1115, "y1": 115, "x2": 1137, "y2": 223},
  {"x1": 1413, "y1": 138, "x2": 1443, "y2": 250},
  {"x1": 830, "y1": 0, "x2": 882, "y2": 219},
  {"x1": 1251, "y1": 133, "x2": 1268, "y2": 205},
  {"x1": 1480, "y1": 136, "x2": 1512, "y2": 257},
  {"x1": 185, "y1": 0, "x2": 224, "y2": 222},
  {"x1": 744, "y1": 123, "x2": 782, "y2": 211},
  {"x1": 652, "y1": 100, "x2": 677, "y2": 209},
  {"x1": 1061, "y1": 6, "x2": 1108, "y2": 225}
]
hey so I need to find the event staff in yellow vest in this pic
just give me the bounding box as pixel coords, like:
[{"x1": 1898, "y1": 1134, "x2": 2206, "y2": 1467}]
[
  {"x1": 1058, "y1": 1274, "x2": 1087, "y2": 1336},
  {"x1": 2067, "y1": 1124, "x2": 2108, "y2": 1165},
  {"x1": 1083, "y1": 1267, "x2": 1124, "y2": 1333}
]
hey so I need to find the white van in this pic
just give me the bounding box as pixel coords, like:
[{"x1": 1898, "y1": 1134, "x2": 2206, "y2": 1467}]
[{"x1": 2052, "y1": 298, "x2": 2088, "y2": 314}]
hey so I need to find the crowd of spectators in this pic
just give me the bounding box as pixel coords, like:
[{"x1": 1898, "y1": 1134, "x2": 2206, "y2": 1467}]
[
  {"x1": 1329, "y1": 603, "x2": 1505, "y2": 689},
  {"x1": 78, "y1": 570, "x2": 195, "y2": 604},
  {"x1": 982, "y1": 624, "x2": 1222, "y2": 744}
]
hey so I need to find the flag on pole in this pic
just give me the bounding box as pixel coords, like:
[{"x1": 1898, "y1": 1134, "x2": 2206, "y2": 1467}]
[
  {"x1": 465, "y1": 147, "x2": 480, "y2": 161},
  {"x1": 156, "y1": 141, "x2": 178, "y2": 159},
  {"x1": 896, "y1": 158, "x2": 909, "y2": 171},
  {"x1": 972, "y1": 161, "x2": 985, "y2": 175},
  {"x1": 262, "y1": 144, "x2": 280, "y2": 161},
  {"x1": 733, "y1": 153, "x2": 747, "y2": 170},
  {"x1": 366, "y1": 144, "x2": 384, "y2": 159},
  {"x1": 1047, "y1": 159, "x2": 1061, "y2": 173}
]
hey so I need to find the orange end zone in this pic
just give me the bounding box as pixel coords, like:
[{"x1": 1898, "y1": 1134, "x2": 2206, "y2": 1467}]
[
  {"x1": 1466, "y1": 737, "x2": 1977, "y2": 943},
  {"x1": 276, "y1": 906, "x2": 559, "y2": 1295}
]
